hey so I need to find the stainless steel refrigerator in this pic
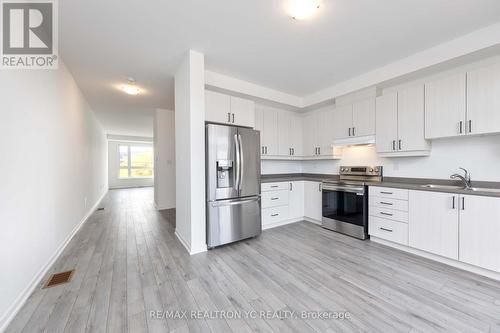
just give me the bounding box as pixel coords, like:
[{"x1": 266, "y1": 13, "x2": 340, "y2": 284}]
[{"x1": 206, "y1": 123, "x2": 261, "y2": 248}]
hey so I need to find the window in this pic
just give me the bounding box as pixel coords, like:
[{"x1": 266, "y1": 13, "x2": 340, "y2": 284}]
[{"x1": 119, "y1": 144, "x2": 154, "y2": 178}]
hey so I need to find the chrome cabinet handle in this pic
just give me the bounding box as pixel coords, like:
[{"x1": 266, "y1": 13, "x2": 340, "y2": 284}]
[
  {"x1": 271, "y1": 185, "x2": 279, "y2": 188},
  {"x1": 398, "y1": 140, "x2": 402, "y2": 150},
  {"x1": 349, "y1": 128, "x2": 351, "y2": 137},
  {"x1": 380, "y1": 202, "x2": 393, "y2": 206},
  {"x1": 392, "y1": 140, "x2": 396, "y2": 151},
  {"x1": 271, "y1": 197, "x2": 279, "y2": 200},
  {"x1": 468, "y1": 120, "x2": 472, "y2": 133},
  {"x1": 232, "y1": 113, "x2": 235, "y2": 123},
  {"x1": 289, "y1": 183, "x2": 293, "y2": 191},
  {"x1": 352, "y1": 127, "x2": 355, "y2": 136},
  {"x1": 227, "y1": 112, "x2": 231, "y2": 122},
  {"x1": 380, "y1": 191, "x2": 393, "y2": 195},
  {"x1": 319, "y1": 183, "x2": 322, "y2": 192},
  {"x1": 452, "y1": 196, "x2": 455, "y2": 209},
  {"x1": 462, "y1": 197, "x2": 465, "y2": 210},
  {"x1": 318, "y1": 147, "x2": 321, "y2": 155},
  {"x1": 459, "y1": 121, "x2": 463, "y2": 134},
  {"x1": 271, "y1": 213, "x2": 279, "y2": 217},
  {"x1": 379, "y1": 227, "x2": 393, "y2": 232},
  {"x1": 380, "y1": 212, "x2": 393, "y2": 216}
]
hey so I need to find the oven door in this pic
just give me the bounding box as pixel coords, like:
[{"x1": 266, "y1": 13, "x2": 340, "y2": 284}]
[{"x1": 321, "y1": 184, "x2": 367, "y2": 239}]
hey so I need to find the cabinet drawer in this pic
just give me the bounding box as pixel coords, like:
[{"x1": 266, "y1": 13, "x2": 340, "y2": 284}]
[
  {"x1": 369, "y1": 216, "x2": 408, "y2": 245},
  {"x1": 262, "y1": 182, "x2": 289, "y2": 192},
  {"x1": 369, "y1": 187, "x2": 408, "y2": 200},
  {"x1": 369, "y1": 207, "x2": 408, "y2": 223},
  {"x1": 262, "y1": 206, "x2": 289, "y2": 226},
  {"x1": 369, "y1": 196, "x2": 409, "y2": 211},
  {"x1": 262, "y1": 190, "x2": 289, "y2": 208}
]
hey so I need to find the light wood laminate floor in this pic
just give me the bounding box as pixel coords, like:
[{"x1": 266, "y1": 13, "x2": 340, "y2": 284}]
[{"x1": 6, "y1": 188, "x2": 500, "y2": 333}]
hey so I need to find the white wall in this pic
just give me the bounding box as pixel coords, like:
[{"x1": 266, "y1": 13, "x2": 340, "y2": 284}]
[
  {"x1": 108, "y1": 139, "x2": 154, "y2": 189},
  {"x1": 0, "y1": 62, "x2": 108, "y2": 329},
  {"x1": 175, "y1": 50, "x2": 207, "y2": 255},
  {"x1": 154, "y1": 109, "x2": 176, "y2": 209},
  {"x1": 302, "y1": 134, "x2": 500, "y2": 181},
  {"x1": 261, "y1": 160, "x2": 302, "y2": 174}
]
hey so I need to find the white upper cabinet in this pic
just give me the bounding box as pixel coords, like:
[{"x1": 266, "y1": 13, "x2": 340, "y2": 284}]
[
  {"x1": 290, "y1": 113, "x2": 303, "y2": 157},
  {"x1": 333, "y1": 98, "x2": 375, "y2": 140},
  {"x1": 467, "y1": 62, "x2": 500, "y2": 136},
  {"x1": 425, "y1": 73, "x2": 467, "y2": 139},
  {"x1": 277, "y1": 111, "x2": 291, "y2": 156},
  {"x1": 302, "y1": 108, "x2": 336, "y2": 158},
  {"x1": 459, "y1": 195, "x2": 500, "y2": 273},
  {"x1": 409, "y1": 190, "x2": 459, "y2": 260},
  {"x1": 376, "y1": 85, "x2": 430, "y2": 156},
  {"x1": 302, "y1": 112, "x2": 318, "y2": 157},
  {"x1": 230, "y1": 96, "x2": 255, "y2": 128},
  {"x1": 277, "y1": 111, "x2": 303, "y2": 157},
  {"x1": 255, "y1": 106, "x2": 278, "y2": 156},
  {"x1": 333, "y1": 104, "x2": 353, "y2": 139},
  {"x1": 375, "y1": 92, "x2": 398, "y2": 153},
  {"x1": 205, "y1": 90, "x2": 255, "y2": 128},
  {"x1": 398, "y1": 85, "x2": 429, "y2": 152},
  {"x1": 205, "y1": 90, "x2": 231, "y2": 124},
  {"x1": 352, "y1": 98, "x2": 376, "y2": 137},
  {"x1": 318, "y1": 108, "x2": 335, "y2": 156}
]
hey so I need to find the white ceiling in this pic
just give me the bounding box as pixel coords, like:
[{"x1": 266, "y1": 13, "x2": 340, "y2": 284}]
[{"x1": 60, "y1": 0, "x2": 500, "y2": 136}]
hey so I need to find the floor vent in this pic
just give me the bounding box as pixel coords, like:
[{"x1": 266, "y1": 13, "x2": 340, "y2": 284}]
[{"x1": 43, "y1": 270, "x2": 75, "y2": 289}]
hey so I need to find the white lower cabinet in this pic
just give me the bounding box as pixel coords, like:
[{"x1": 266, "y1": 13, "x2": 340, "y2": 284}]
[
  {"x1": 369, "y1": 217, "x2": 408, "y2": 245},
  {"x1": 261, "y1": 181, "x2": 305, "y2": 229},
  {"x1": 459, "y1": 195, "x2": 500, "y2": 273},
  {"x1": 288, "y1": 181, "x2": 304, "y2": 220},
  {"x1": 304, "y1": 181, "x2": 322, "y2": 222},
  {"x1": 409, "y1": 191, "x2": 459, "y2": 260},
  {"x1": 370, "y1": 186, "x2": 500, "y2": 276}
]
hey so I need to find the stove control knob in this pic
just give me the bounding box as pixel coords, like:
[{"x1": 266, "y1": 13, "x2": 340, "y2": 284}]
[{"x1": 369, "y1": 168, "x2": 374, "y2": 172}]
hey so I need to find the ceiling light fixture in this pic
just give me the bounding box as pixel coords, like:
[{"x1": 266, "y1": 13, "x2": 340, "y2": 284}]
[
  {"x1": 120, "y1": 77, "x2": 141, "y2": 95},
  {"x1": 287, "y1": 0, "x2": 321, "y2": 20}
]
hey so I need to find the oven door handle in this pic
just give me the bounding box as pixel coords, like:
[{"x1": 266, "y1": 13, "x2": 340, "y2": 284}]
[{"x1": 322, "y1": 185, "x2": 364, "y2": 194}]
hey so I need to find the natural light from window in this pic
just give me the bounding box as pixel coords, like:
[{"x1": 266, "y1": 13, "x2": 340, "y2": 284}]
[{"x1": 119, "y1": 145, "x2": 154, "y2": 178}]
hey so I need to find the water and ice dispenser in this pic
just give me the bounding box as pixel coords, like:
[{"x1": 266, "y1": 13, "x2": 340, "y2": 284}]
[{"x1": 216, "y1": 160, "x2": 234, "y2": 188}]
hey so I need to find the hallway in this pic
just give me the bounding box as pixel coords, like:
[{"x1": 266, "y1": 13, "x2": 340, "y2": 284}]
[{"x1": 6, "y1": 188, "x2": 500, "y2": 333}]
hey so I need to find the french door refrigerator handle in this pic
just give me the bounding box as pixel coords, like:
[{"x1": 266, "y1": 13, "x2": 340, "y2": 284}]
[
  {"x1": 234, "y1": 134, "x2": 241, "y2": 192},
  {"x1": 237, "y1": 134, "x2": 244, "y2": 193},
  {"x1": 210, "y1": 196, "x2": 260, "y2": 207}
]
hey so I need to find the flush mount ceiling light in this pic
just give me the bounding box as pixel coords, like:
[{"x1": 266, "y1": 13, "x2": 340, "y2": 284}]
[
  {"x1": 120, "y1": 77, "x2": 141, "y2": 95},
  {"x1": 287, "y1": 0, "x2": 322, "y2": 20}
]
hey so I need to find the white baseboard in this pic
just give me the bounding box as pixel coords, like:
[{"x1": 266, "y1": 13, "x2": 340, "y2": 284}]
[
  {"x1": 0, "y1": 190, "x2": 108, "y2": 332},
  {"x1": 174, "y1": 230, "x2": 207, "y2": 256},
  {"x1": 263, "y1": 217, "x2": 321, "y2": 230},
  {"x1": 154, "y1": 201, "x2": 175, "y2": 211},
  {"x1": 371, "y1": 236, "x2": 500, "y2": 282}
]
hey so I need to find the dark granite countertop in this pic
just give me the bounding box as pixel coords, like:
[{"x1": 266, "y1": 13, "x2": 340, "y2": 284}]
[{"x1": 261, "y1": 174, "x2": 500, "y2": 198}]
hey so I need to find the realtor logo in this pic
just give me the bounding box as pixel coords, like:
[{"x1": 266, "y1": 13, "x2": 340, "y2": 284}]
[{"x1": 1, "y1": 0, "x2": 58, "y2": 69}]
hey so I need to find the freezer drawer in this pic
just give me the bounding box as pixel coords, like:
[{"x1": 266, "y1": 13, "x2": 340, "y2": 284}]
[{"x1": 207, "y1": 196, "x2": 262, "y2": 248}]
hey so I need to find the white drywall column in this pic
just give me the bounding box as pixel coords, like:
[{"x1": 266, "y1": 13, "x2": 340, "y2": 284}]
[
  {"x1": 154, "y1": 108, "x2": 176, "y2": 209},
  {"x1": 174, "y1": 50, "x2": 207, "y2": 254}
]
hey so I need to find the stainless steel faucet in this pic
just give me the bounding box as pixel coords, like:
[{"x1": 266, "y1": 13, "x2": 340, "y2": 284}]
[{"x1": 450, "y1": 167, "x2": 472, "y2": 190}]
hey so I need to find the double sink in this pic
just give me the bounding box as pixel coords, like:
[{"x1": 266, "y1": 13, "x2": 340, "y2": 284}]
[{"x1": 420, "y1": 184, "x2": 500, "y2": 193}]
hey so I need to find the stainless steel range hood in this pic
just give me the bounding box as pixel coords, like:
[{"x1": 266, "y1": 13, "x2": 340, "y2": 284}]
[{"x1": 333, "y1": 135, "x2": 376, "y2": 147}]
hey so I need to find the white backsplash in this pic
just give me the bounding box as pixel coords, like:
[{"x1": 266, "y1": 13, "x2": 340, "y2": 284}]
[{"x1": 263, "y1": 134, "x2": 500, "y2": 182}]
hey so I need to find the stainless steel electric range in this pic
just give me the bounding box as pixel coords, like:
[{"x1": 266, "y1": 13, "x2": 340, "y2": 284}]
[{"x1": 321, "y1": 166, "x2": 383, "y2": 240}]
